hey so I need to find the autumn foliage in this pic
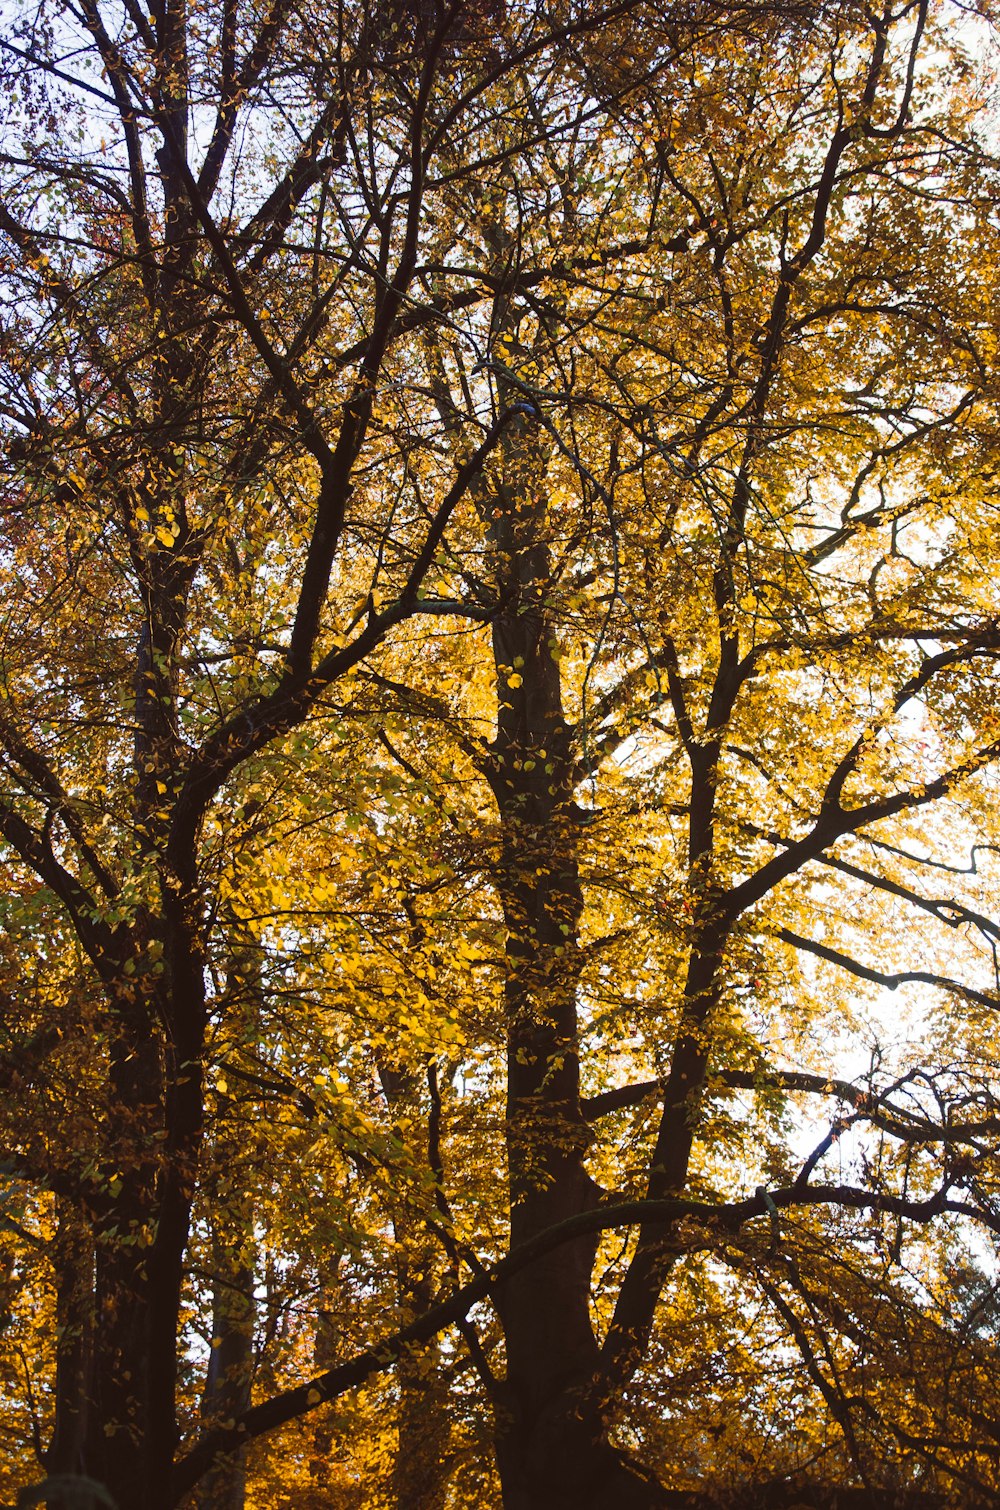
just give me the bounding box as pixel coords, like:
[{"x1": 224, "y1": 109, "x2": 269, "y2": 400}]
[{"x1": 2, "y1": 0, "x2": 1000, "y2": 1506}]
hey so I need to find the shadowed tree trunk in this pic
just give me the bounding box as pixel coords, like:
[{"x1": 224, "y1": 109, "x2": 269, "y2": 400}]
[
  {"x1": 481, "y1": 412, "x2": 669, "y2": 1509},
  {"x1": 46, "y1": 1201, "x2": 93, "y2": 1505},
  {"x1": 378, "y1": 1063, "x2": 452, "y2": 1510},
  {"x1": 194, "y1": 1225, "x2": 254, "y2": 1510}
]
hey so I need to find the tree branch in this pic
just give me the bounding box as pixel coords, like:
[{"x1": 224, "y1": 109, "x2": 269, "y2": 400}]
[
  {"x1": 170, "y1": 1178, "x2": 996, "y2": 1501},
  {"x1": 777, "y1": 926, "x2": 998, "y2": 1010}
]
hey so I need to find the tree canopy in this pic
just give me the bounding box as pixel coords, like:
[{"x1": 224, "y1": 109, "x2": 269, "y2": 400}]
[{"x1": 2, "y1": 0, "x2": 1000, "y2": 1506}]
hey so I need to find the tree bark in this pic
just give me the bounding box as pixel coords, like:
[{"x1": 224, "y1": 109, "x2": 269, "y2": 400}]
[
  {"x1": 194, "y1": 1229, "x2": 254, "y2": 1510},
  {"x1": 77, "y1": 894, "x2": 206, "y2": 1510},
  {"x1": 81, "y1": 993, "x2": 165, "y2": 1509},
  {"x1": 46, "y1": 1201, "x2": 93, "y2": 1499},
  {"x1": 480, "y1": 414, "x2": 669, "y2": 1509},
  {"x1": 378, "y1": 1063, "x2": 452, "y2": 1510}
]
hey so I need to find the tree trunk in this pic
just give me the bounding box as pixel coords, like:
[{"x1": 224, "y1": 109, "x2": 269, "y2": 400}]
[
  {"x1": 46, "y1": 1201, "x2": 94, "y2": 1506},
  {"x1": 79, "y1": 904, "x2": 205, "y2": 1510},
  {"x1": 194, "y1": 1232, "x2": 254, "y2": 1510},
  {"x1": 378, "y1": 1063, "x2": 452, "y2": 1510},
  {"x1": 81, "y1": 998, "x2": 166, "y2": 1509},
  {"x1": 479, "y1": 413, "x2": 667, "y2": 1508},
  {"x1": 495, "y1": 1406, "x2": 672, "y2": 1510}
]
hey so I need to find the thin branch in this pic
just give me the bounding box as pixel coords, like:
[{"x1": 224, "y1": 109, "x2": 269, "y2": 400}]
[{"x1": 777, "y1": 926, "x2": 998, "y2": 1010}]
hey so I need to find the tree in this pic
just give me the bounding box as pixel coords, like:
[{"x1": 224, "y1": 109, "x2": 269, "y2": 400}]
[{"x1": 2, "y1": 0, "x2": 1000, "y2": 1506}]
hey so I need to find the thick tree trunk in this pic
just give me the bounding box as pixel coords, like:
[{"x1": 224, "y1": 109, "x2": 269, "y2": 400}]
[
  {"x1": 81, "y1": 1136, "x2": 202, "y2": 1509},
  {"x1": 81, "y1": 999, "x2": 166, "y2": 1509},
  {"x1": 495, "y1": 1407, "x2": 671, "y2": 1510},
  {"x1": 79, "y1": 902, "x2": 205, "y2": 1510},
  {"x1": 480, "y1": 416, "x2": 668, "y2": 1509},
  {"x1": 73, "y1": 465, "x2": 208, "y2": 1508}
]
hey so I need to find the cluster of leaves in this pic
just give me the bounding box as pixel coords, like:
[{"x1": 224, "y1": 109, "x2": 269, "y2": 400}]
[{"x1": 2, "y1": 0, "x2": 1000, "y2": 1507}]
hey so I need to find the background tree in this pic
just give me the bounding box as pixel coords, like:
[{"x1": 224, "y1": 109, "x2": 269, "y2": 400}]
[{"x1": 2, "y1": 1, "x2": 1000, "y2": 1508}]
